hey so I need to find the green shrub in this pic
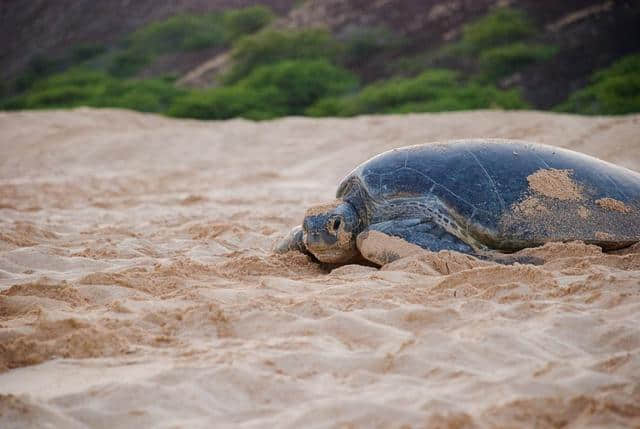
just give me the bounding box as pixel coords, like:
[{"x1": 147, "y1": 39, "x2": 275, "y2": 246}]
[
  {"x1": 0, "y1": 96, "x2": 25, "y2": 110},
  {"x1": 306, "y1": 96, "x2": 360, "y2": 117},
  {"x1": 108, "y1": 50, "x2": 153, "y2": 77},
  {"x1": 459, "y1": 7, "x2": 535, "y2": 53},
  {"x1": 478, "y1": 43, "x2": 557, "y2": 80},
  {"x1": 238, "y1": 60, "x2": 358, "y2": 115},
  {"x1": 340, "y1": 25, "x2": 405, "y2": 66},
  {"x1": 555, "y1": 54, "x2": 640, "y2": 115},
  {"x1": 103, "y1": 7, "x2": 273, "y2": 78},
  {"x1": 311, "y1": 69, "x2": 458, "y2": 115},
  {"x1": 16, "y1": 68, "x2": 112, "y2": 108},
  {"x1": 169, "y1": 60, "x2": 357, "y2": 119},
  {"x1": 71, "y1": 43, "x2": 107, "y2": 62},
  {"x1": 41, "y1": 7, "x2": 273, "y2": 81},
  {"x1": 104, "y1": 13, "x2": 227, "y2": 77},
  {"x1": 354, "y1": 69, "x2": 458, "y2": 111},
  {"x1": 128, "y1": 13, "x2": 226, "y2": 55},
  {"x1": 394, "y1": 7, "x2": 553, "y2": 83},
  {"x1": 307, "y1": 69, "x2": 529, "y2": 116},
  {"x1": 593, "y1": 53, "x2": 640, "y2": 78},
  {"x1": 388, "y1": 85, "x2": 528, "y2": 113},
  {"x1": 38, "y1": 68, "x2": 111, "y2": 87},
  {"x1": 13, "y1": 56, "x2": 59, "y2": 92},
  {"x1": 223, "y1": 6, "x2": 274, "y2": 41},
  {"x1": 2, "y1": 68, "x2": 186, "y2": 113},
  {"x1": 7, "y1": 44, "x2": 107, "y2": 96},
  {"x1": 23, "y1": 86, "x2": 97, "y2": 108},
  {"x1": 384, "y1": 52, "x2": 437, "y2": 78},
  {"x1": 225, "y1": 29, "x2": 340, "y2": 83},
  {"x1": 168, "y1": 86, "x2": 283, "y2": 120},
  {"x1": 94, "y1": 78, "x2": 187, "y2": 112}
]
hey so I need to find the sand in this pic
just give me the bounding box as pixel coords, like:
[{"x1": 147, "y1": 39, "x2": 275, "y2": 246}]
[
  {"x1": 526, "y1": 169, "x2": 583, "y2": 201},
  {"x1": 0, "y1": 108, "x2": 639, "y2": 428},
  {"x1": 596, "y1": 197, "x2": 632, "y2": 213}
]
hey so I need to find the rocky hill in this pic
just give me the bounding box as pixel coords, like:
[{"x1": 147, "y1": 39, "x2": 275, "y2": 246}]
[
  {"x1": 281, "y1": 0, "x2": 639, "y2": 108},
  {"x1": 1, "y1": 0, "x2": 638, "y2": 113},
  {"x1": 0, "y1": 0, "x2": 296, "y2": 80}
]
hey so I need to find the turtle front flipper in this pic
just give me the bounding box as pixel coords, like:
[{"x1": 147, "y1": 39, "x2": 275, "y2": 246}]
[
  {"x1": 275, "y1": 225, "x2": 310, "y2": 255},
  {"x1": 356, "y1": 218, "x2": 474, "y2": 266},
  {"x1": 355, "y1": 219, "x2": 542, "y2": 266}
]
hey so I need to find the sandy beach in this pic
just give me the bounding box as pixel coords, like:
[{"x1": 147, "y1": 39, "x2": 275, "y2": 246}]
[{"x1": 1, "y1": 108, "x2": 639, "y2": 428}]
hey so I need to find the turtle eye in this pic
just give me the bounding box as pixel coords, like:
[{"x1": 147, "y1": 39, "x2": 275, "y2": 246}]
[{"x1": 331, "y1": 218, "x2": 341, "y2": 231}]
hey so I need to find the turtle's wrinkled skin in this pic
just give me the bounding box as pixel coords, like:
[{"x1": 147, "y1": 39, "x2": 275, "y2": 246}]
[{"x1": 277, "y1": 139, "x2": 640, "y2": 265}]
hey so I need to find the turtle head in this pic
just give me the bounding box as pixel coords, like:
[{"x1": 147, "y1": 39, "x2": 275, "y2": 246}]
[{"x1": 302, "y1": 200, "x2": 360, "y2": 264}]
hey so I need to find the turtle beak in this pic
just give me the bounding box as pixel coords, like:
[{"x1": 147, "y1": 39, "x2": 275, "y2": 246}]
[
  {"x1": 305, "y1": 231, "x2": 323, "y2": 247},
  {"x1": 302, "y1": 215, "x2": 337, "y2": 250}
]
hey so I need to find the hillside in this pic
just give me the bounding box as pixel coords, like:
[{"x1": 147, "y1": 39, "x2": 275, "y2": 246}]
[
  {"x1": 0, "y1": 0, "x2": 296, "y2": 80},
  {"x1": 283, "y1": 0, "x2": 640, "y2": 108},
  {"x1": 1, "y1": 0, "x2": 638, "y2": 115}
]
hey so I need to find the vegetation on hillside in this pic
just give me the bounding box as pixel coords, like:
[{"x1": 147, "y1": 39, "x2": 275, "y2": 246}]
[
  {"x1": 4, "y1": 6, "x2": 274, "y2": 92},
  {"x1": 110, "y1": 6, "x2": 274, "y2": 77},
  {"x1": 444, "y1": 7, "x2": 558, "y2": 82},
  {"x1": 457, "y1": 8, "x2": 535, "y2": 53},
  {"x1": 169, "y1": 59, "x2": 358, "y2": 119},
  {"x1": 1, "y1": 6, "x2": 637, "y2": 119},
  {"x1": 224, "y1": 29, "x2": 341, "y2": 83},
  {"x1": 306, "y1": 70, "x2": 528, "y2": 117},
  {"x1": 1, "y1": 68, "x2": 186, "y2": 113},
  {"x1": 555, "y1": 54, "x2": 640, "y2": 115}
]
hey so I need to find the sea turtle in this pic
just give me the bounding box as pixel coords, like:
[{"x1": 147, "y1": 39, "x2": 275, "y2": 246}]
[{"x1": 276, "y1": 139, "x2": 640, "y2": 266}]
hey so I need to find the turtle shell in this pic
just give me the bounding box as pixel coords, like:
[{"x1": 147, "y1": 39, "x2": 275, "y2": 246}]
[{"x1": 336, "y1": 139, "x2": 640, "y2": 250}]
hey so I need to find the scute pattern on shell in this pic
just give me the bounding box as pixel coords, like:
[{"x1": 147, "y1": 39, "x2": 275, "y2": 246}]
[{"x1": 336, "y1": 139, "x2": 640, "y2": 250}]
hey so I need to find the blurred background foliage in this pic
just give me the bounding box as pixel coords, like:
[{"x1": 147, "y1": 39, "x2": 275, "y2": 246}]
[
  {"x1": 554, "y1": 54, "x2": 640, "y2": 115},
  {"x1": 1, "y1": 3, "x2": 638, "y2": 119}
]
